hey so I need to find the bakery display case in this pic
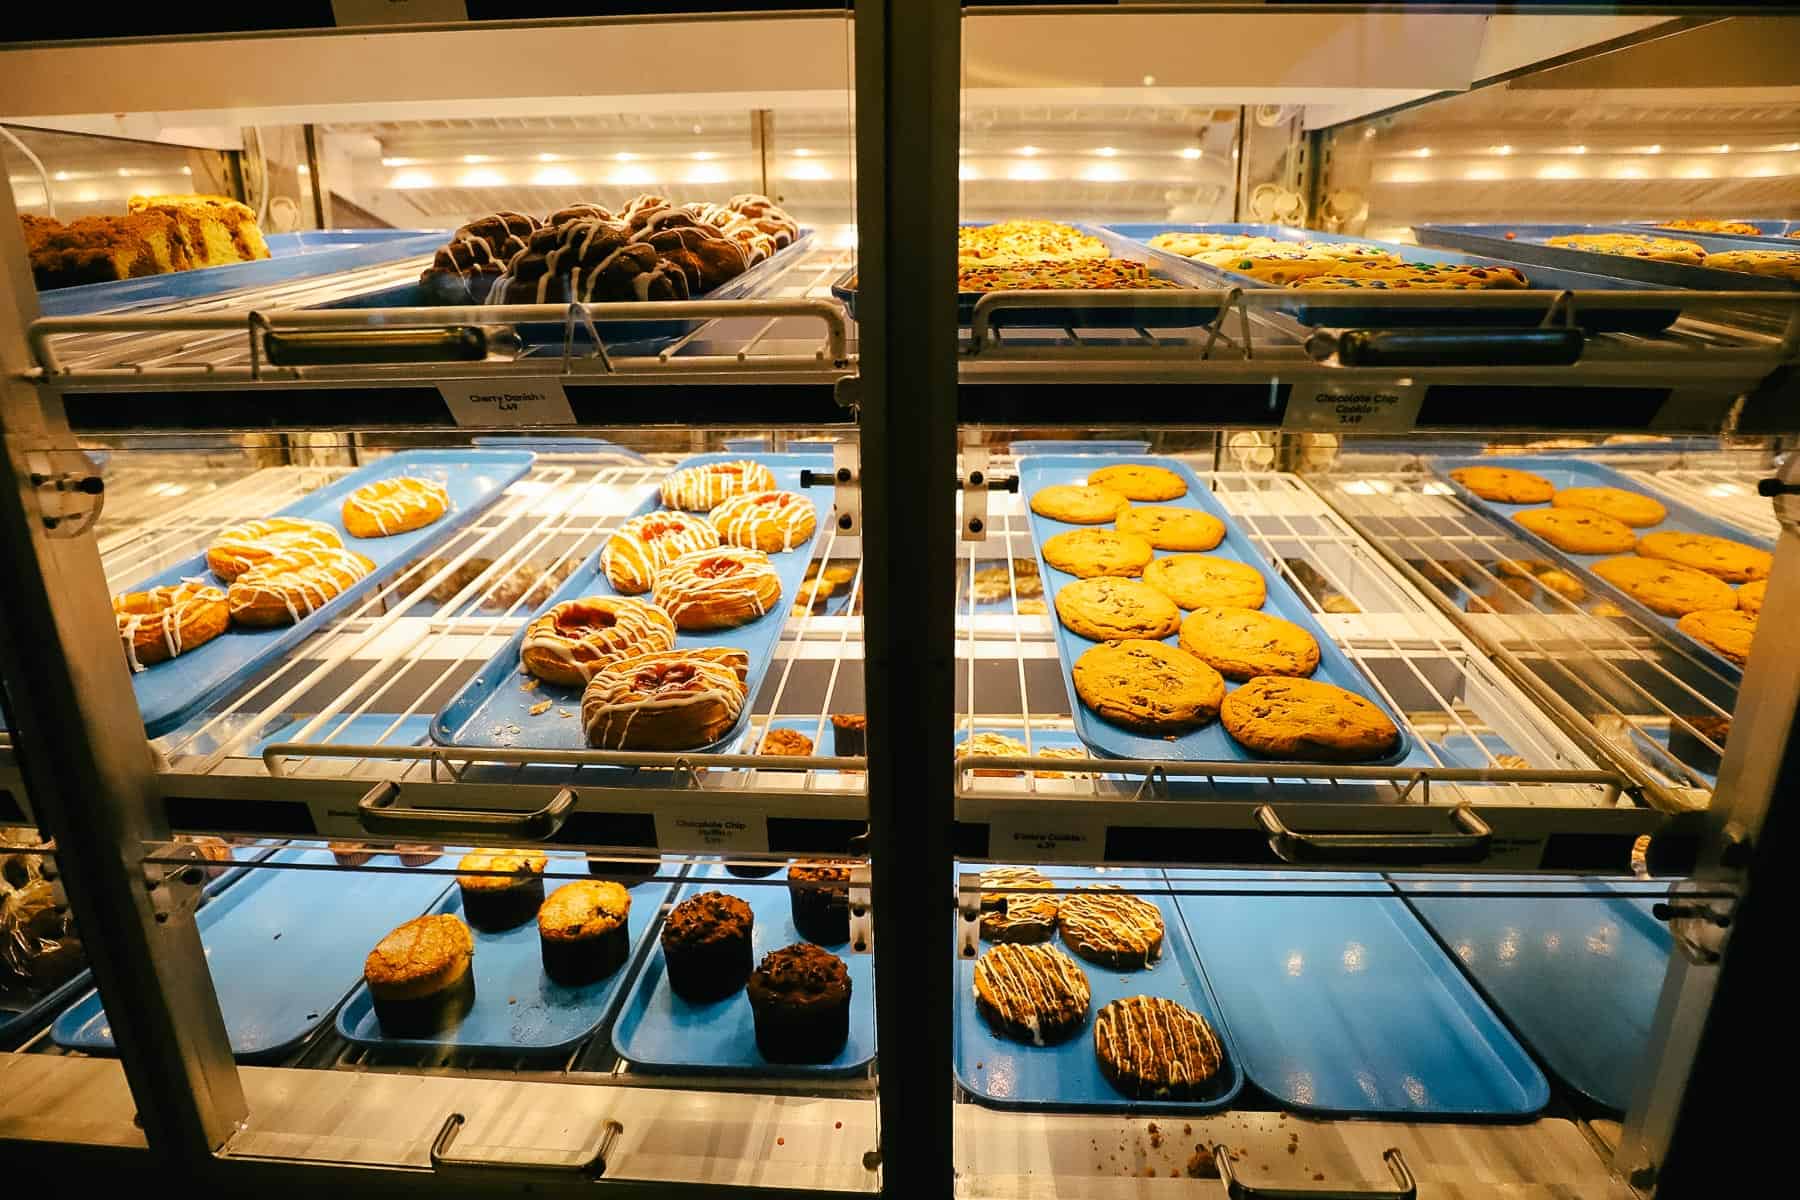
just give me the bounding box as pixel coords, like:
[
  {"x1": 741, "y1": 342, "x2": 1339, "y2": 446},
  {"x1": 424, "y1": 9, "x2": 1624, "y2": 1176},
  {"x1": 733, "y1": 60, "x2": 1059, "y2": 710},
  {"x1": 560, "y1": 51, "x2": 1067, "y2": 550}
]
[{"x1": 0, "y1": 5, "x2": 1793, "y2": 1198}]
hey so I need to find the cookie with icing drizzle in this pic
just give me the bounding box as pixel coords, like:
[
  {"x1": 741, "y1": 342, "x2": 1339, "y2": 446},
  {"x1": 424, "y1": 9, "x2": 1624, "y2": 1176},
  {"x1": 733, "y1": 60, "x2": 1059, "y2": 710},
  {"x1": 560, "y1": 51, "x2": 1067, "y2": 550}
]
[
  {"x1": 973, "y1": 943, "x2": 1091, "y2": 1045},
  {"x1": 1057, "y1": 885, "x2": 1165, "y2": 969},
  {"x1": 978, "y1": 866, "x2": 1060, "y2": 943},
  {"x1": 1093, "y1": 995, "x2": 1225, "y2": 1100}
]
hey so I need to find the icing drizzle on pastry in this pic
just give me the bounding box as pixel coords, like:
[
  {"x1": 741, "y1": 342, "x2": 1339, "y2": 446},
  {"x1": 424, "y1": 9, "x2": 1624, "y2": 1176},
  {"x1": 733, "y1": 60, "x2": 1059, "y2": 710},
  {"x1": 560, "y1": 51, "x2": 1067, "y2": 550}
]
[
  {"x1": 227, "y1": 547, "x2": 375, "y2": 624},
  {"x1": 1057, "y1": 885, "x2": 1165, "y2": 965},
  {"x1": 1093, "y1": 995, "x2": 1224, "y2": 1097},
  {"x1": 708, "y1": 490, "x2": 815, "y2": 552},
  {"x1": 521, "y1": 596, "x2": 677, "y2": 684},
  {"x1": 601, "y1": 511, "x2": 722, "y2": 595},
  {"x1": 652, "y1": 548, "x2": 782, "y2": 627},
  {"x1": 973, "y1": 943, "x2": 1091, "y2": 1045},
  {"x1": 342, "y1": 476, "x2": 448, "y2": 536}
]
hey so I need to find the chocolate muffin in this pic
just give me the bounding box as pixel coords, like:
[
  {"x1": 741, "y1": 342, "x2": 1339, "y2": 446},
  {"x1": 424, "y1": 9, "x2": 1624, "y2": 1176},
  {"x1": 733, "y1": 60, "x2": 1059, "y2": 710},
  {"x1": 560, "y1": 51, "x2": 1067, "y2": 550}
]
[
  {"x1": 456, "y1": 848, "x2": 549, "y2": 931},
  {"x1": 1093, "y1": 995, "x2": 1225, "y2": 1100},
  {"x1": 787, "y1": 862, "x2": 854, "y2": 945},
  {"x1": 331, "y1": 841, "x2": 374, "y2": 867},
  {"x1": 395, "y1": 845, "x2": 441, "y2": 867},
  {"x1": 660, "y1": 890, "x2": 755, "y2": 1001},
  {"x1": 831, "y1": 714, "x2": 867, "y2": 756},
  {"x1": 973, "y1": 943, "x2": 1091, "y2": 1045},
  {"x1": 747, "y1": 943, "x2": 851, "y2": 1063},
  {"x1": 537, "y1": 880, "x2": 631, "y2": 986},
  {"x1": 364, "y1": 913, "x2": 476, "y2": 1036}
]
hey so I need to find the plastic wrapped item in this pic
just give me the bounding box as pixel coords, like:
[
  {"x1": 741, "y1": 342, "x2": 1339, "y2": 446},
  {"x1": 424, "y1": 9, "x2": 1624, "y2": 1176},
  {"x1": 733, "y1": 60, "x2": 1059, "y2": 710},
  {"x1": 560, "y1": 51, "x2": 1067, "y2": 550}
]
[{"x1": 0, "y1": 829, "x2": 85, "y2": 993}]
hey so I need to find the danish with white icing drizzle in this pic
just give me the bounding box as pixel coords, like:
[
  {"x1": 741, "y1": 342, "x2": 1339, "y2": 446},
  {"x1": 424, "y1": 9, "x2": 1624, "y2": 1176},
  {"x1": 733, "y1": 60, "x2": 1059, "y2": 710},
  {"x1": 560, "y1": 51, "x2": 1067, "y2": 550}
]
[
  {"x1": 226, "y1": 547, "x2": 375, "y2": 627},
  {"x1": 580, "y1": 647, "x2": 750, "y2": 750},
  {"x1": 660, "y1": 460, "x2": 777, "y2": 513},
  {"x1": 1057, "y1": 885, "x2": 1165, "y2": 969},
  {"x1": 1093, "y1": 995, "x2": 1224, "y2": 1100},
  {"x1": 113, "y1": 580, "x2": 229, "y2": 672},
  {"x1": 972, "y1": 943, "x2": 1091, "y2": 1046},
  {"x1": 652, "y1": 547, "x2": 783, "y2": 631},
  {"x1": 206, "y1": 517, "x2": 343, "y2": 582},
  {"x1": 601, "y1": 511, "x2": 721, "y2": 595},
  {"x1": 341, "y1": 476, "x2": 449, "y2": 538},
  {"x1": 520, "y1": 596, "x2": 676, "y2": 688},
  {"x1": 708, "y1": 490, "x2": 817, "y2": 554}
]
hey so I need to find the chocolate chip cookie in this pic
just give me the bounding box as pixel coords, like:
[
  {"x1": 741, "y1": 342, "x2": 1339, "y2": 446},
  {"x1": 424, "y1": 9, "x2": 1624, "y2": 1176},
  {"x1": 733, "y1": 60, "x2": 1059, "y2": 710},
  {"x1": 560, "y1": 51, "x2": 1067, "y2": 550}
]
[
  {"x1": 1030, "y1": 484, "x2": 1129, "y2": 525},
  {"x1": 1055, "y1": 577, "x2": 1182, "y2": 642},
  {"x1": 1552, "y1": 486, "x2": 1666, "y2": 528},
  {"x1": 1592, "y1": 556, "x2": 1736, "y2": 616},
  {"x1": 1451, "y1": 466, "x2": 1555, "y2": 504},
  {"x1": 1677, "y1": 608, "x2": 1756, "y2": 665},
  {"x1": 1636, "y1": 531, "x2": 1771, "y2": 583},
  {"x1": 1143, "y1": 554, "x2": 1266, "y2": 610},
  {"x1": 1515, "y1": 507, "x2": 1637, "y2": 555},
  {"x1": 1115, "y1": 505, "x2": 1225, "y2": 551},
  {"x1": 1739, "y1": 579, "x2": 1765, "y2": 616},
  {"x1": 1177, "y1": 606, "x2": 1320, "y2": 681},
  {"x1": 1072, "y1": 639, "x2": 1225, "y2": 735},
  {"x1": 1043, "y1": 529, "x2": 1155, "y2": 579},
  {"x1": 1220, "y1": 676, "x2": 1400, "y2": 762},
  {"x1": 1086, "y1": 463, "x2": 1188, "y2": 502}
]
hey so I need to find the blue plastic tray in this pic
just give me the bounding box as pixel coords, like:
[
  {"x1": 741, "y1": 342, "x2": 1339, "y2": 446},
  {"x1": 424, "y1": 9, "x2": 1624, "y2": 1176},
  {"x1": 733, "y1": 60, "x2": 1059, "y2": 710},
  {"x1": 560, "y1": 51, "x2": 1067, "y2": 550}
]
[
  {"x1": 1168, "y1": 869, "x2": 1549, "y2": 1117},
  {"x1": 51, "y1": 843, "x2": 454, "y2": 1061},
  {"x1": 1392, "y1": 875, "x2": 1669, "y2": 1113},
  {"x1": 432, "y1": 452, "x2": 831, "y2": 753},
  {"x1": 36, "y1": 230, "x2": 447, "y2": 317},
  {"x1": 1434, "y1": 454, "x2": 1771, "y2": 680},
  {"x1": 611, "y1": 863, "x2": 876, "y2": 1076},
  {"x1": 336, "y1": 867, "x2": 676, "y2": 1056},
  {"x1": 318, "y1": 231, "x2": 814, "y2": 352},
  {"x1": 1017, "y1": 455, "x2": 1417, "y2": 766},
  {"x1": 121, "y1": 448, "x2": 535, "y2": 738},
  {"x1": 831, "y1": 223, "x2": 1225, "y2": 329},
  {"x1": 471, "y1": 436, "x2": 648, "y2": 462},
  {"x1": 1414, "y1": 224, "x2": 1800, "y2": 292},
  {"x1": 1108, "y1": 222, "x2": 1680, "y2": 333},
  {"x1": 955, "y1": 866, "x2": 1243, "y2": 1113},
  {"x1": 0, "y1": 840, "x2": 278, "y2": 1048}
]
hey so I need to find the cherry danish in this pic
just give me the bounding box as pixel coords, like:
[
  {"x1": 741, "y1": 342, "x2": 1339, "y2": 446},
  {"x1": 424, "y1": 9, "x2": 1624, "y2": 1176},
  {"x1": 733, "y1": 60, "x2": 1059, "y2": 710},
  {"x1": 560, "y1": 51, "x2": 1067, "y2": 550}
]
[
  {"x1": 520, "y1": 596, "x2": 677, "y2": 688},
  {"x1": 709, "y1": 490, "x2": 817, "y2": 553},
  {"x1": 342, "y1": 476, "x2": 450, "y2": 538},
  {"x1": 659, "y1": 460, "x2": 778, "y2": 513},
  {"x1": 580, "y1": 647, "x2": 751, "y2": 750},
  {"x1": 226, "y1": 547, "x2": 376, "y2": 627},
  {"x1": 652, "y1": 548, "x2": 784, "y2": 631},
  {"x1": 601, "y1": 511, "x2": 721, "y2": 595},
  {"x1": 113, "y1": 580, "x2": 229, "y2": 672},
  {"x1": 206, "y1": 517, "x2": 344, "y2": 583}
]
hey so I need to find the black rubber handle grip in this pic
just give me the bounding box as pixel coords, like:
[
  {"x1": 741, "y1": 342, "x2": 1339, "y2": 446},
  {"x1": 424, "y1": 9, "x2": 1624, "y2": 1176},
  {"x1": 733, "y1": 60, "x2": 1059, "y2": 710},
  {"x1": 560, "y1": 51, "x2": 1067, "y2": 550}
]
[{"x1": 1334, "y1": 326, "x2": 1583, "y2": 368}]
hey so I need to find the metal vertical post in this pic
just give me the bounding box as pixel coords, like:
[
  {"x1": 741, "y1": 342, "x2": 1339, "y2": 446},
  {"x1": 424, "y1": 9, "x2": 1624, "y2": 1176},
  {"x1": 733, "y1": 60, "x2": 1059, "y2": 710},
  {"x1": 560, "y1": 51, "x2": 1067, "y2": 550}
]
[
  {"x1": 854, "y1": 0, "x2": 959, "y2": 1194},
  {"x1": 0, "y1": 166, "x2": 246, "y2": 1157}
]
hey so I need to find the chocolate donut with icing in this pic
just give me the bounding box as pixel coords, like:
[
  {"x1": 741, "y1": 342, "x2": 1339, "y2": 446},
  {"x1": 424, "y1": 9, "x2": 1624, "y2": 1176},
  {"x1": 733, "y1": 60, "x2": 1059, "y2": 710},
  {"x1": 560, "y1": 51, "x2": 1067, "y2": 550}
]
[
  {"x1": 618, "y1": 193, "x2": 673, "y2": 230},
  {"x1": 546, "y1": 202, "x2": 614, "y2": 225},
  {"x1": 632, "y1": 224, "x2": 749, "y2": 293}
]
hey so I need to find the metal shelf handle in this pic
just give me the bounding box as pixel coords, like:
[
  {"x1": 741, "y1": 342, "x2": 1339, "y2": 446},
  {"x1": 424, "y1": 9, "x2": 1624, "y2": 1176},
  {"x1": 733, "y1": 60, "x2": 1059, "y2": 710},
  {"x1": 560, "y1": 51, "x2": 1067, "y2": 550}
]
[
  {"x1": 357, "y1": 781, "x2": 575, "y2": 841},
  {"x1": 1216, "y1": 1146, "x2": 1414, "y2": 1200},
  {"x1": 1255, "y1": 804, "x2": 1491, "y2": 866},
  {"x1": 431, "y1": 1111, "x2": 619, "y2": 1180}
]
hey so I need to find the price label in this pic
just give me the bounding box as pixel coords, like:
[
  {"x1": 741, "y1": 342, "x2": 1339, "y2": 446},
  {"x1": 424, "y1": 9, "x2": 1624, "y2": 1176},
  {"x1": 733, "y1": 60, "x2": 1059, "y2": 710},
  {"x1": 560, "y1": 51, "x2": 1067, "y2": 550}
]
[
  {"x1": 438, "y1": 378, "x2": 575, "y2": 427},
  {"x1": 1283, "y1": 380, "x2": 1424, "y2": 433},
  {"x1": 654, "y1": 807, "x2": 770, "y2": 855},
  {"x1": 988, "y1": 810, "x2": 1107, "y2": 864}
]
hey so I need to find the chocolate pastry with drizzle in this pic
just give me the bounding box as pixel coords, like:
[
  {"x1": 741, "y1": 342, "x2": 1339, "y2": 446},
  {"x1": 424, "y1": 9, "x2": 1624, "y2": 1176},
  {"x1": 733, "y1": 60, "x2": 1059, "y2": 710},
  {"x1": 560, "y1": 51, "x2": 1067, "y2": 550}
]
[
  {"x1": 631, "y1": 223, "x2": 749, "y2": 293},
  {"x1": 1057, "y1": 885, "x2": 1165, "y2": 969},
  {"x1": 973, "y1": 943, "x2": 1091, "y2": 1045},
  {"x1": 1093, "y1": 995, "x2": 1226, "y2": 1100},
  {"x1": 417, "y1": 211, "x2": 540, "y2": 303},
  {"x1": 486, "y1": 217, "x2": 690, "y2": 305},
  {"x1": 978, "y1": 866, "x2": 1060, "y2": 944}
]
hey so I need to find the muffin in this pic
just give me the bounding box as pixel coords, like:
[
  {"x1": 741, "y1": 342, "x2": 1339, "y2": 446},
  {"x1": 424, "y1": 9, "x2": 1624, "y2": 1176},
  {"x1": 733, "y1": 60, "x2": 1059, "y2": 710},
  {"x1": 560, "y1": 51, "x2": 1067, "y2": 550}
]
[
  {"x1": 660, "y1": 890, "x2": 755, "y2": 1001},
  {"x1": 364, "y1": 913, "x2": 476, "y2": 1036},
  {"x1": 395, "y1": 844, "x2": 441, "y2": 867},
  {"x1": 787, "y1": 862, "x2": 854, "y2": 945},
  {"x1": 747, "y1": 943, "x2": 852, "y2": 1063},
  {"x1": 538, "y1": 880, "x2": 632, "y2": 986},
  {"x1": 331, "y1": 841, "x2": 374, "y2": 867},
  {"x1": 831, "y1": 714, "x2": 867, "y2": 756},
  {"x1": 456, "y1": 848, "x2": 549, "y2": 931},
  {"x1": 759, "y1": 728, "x2": 815, "y2": 756}
]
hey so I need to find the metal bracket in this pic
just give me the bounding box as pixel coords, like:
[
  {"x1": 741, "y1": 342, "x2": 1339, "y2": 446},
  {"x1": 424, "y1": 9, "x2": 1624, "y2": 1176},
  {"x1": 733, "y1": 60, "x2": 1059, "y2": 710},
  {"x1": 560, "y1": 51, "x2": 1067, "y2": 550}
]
[
  {"x1": 1759, "y1": 451, "x2": 1800, "y2": 535},
  {"x1": 357, "y1": 780, "x2": 576, "y2": 841},
  {"x1": 1216, "y1": 1145, "x2": 1413, "y2": 1200},
  {"x1": 848, "y1": 863, "x2": 873, "y2": 954},
  {"x1": 431, "y1": 1111, "x2": 620, "y2": 1181},
  {"x1": 25, "y1": 448, "x2": 105, "y2": 537},
  {"x1": 962, "y1": 440, "x2": 991, "y2": 541},
  {"x1": 142, "y1": 841, "x2": 209, "y2": 924},
  {"x1": 956, "y1": 870, "x2": 984, "y2": 959},
  {"x1": 803, "y1": 442, "x2": 861, "y2": 536},
  {"x1": 1652, "y1": 885, "x2": 1738, "y2": 966},
  {"x1": 1129, "y1": 764, "x2": 1171, "y2": 802}
]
